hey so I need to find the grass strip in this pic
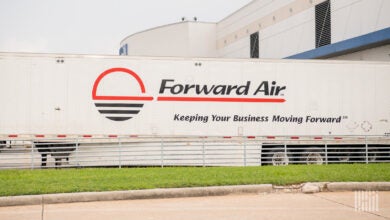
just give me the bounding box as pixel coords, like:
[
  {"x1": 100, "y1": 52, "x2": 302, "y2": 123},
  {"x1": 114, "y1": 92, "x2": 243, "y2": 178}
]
[{"x1": 0, "y1": 163, "x2": 389, "y2": 196}]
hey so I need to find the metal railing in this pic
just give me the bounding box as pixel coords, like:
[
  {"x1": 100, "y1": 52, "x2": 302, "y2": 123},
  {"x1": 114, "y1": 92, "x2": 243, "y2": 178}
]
[{"x1": 0, "y1": 136, "x2": 389, "y2": 169}]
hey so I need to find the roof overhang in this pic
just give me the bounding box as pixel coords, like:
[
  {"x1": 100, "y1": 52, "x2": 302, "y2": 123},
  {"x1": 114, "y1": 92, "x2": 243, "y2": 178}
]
[{"x1": 286, "y1": 27, "x2": 390, "y2": 59}]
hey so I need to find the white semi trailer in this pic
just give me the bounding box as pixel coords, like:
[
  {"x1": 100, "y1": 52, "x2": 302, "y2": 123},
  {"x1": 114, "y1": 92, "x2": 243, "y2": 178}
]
[{"x1": 0, "y1": 53, "x2": 389, "y2": 168}]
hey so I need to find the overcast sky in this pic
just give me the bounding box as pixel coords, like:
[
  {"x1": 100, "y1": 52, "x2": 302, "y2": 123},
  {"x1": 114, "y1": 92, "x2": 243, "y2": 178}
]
[{"x1": 0, "y1": 0, "x2": 252, "y2": 55}]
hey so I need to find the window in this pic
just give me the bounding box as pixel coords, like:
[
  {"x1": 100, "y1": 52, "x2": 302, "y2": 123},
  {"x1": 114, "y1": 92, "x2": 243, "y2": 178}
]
[
  {"x1": 250, "y1": 32, "x2": 259, "y2": 58},
  {"x1": 119, "y1": 44, "x2": 128, "y2": 56},
  {"x1": 315, "y1": 0, "x2": 331, "y2": 48}
]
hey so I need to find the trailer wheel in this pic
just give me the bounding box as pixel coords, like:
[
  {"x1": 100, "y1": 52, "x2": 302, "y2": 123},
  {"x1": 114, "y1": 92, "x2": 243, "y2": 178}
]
[
  {"x1": 271, "y1": 151, "x2": 289, "y2": 166},
  {"x1": 303, "y1": 148, "x2": 324, "y2": 165},
  {"x1": 0, "y1": 141, "x2": 6, "y2": 149},
  {"x1": 0, "y1": 141, "x2": 5, "y2": 152},
  {"x1": 335, "y1": 149, "x2": 351, "y2": 162},
  {"x1": 368, "y1": 148, "x2": 378, "y2": 162}
]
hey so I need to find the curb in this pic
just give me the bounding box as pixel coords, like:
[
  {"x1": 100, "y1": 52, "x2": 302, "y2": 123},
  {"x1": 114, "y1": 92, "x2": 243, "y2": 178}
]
[
  {"x1": 327, "y1": 182, "x2": 390, "y2": 192},
  {"x1": 0, "y1": 184, "x2": 272, "y2": 207},
  {"x1": 1, "y1": 182, "x2": 390, "y2": 207}
]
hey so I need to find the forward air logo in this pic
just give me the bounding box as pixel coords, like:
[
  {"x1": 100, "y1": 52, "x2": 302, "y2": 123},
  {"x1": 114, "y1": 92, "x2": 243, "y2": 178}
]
[
  {"x1": 92, "y1": 67, "x2": 286, "y2": 122},
  {"x1": 92, "y1": 68, "x2": 153, "y2": 121}
]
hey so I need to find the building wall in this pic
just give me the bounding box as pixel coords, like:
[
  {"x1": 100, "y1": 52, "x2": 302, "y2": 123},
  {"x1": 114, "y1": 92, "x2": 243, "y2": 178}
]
[
  {"x1": 216, "y1": 0, "x2": 390, "y2": 59},
  {"x1": 188, "y1": 23, "x2": 217, "y2": 58},
  {"x1": 217, "y1": 0, "x2": 321, "y2": 58},
  {"x1": 121, "y1": 22, "x2": 189, "y2": 57},
  {"x1": 332, "y1": 0, "x2": 390, "y2": 44},
  {"x1": 218, "y1": 37, "x2": 249, "y2": 58},
  {"x1": 120, "y1": 22, "x2": 216, "y2": 58},
  {"x1": 259, "y1": 6, "x2": 314, "y2": 58},
  {"x1": 120, "y1": 0, "x2": 390, "y2": 61}
]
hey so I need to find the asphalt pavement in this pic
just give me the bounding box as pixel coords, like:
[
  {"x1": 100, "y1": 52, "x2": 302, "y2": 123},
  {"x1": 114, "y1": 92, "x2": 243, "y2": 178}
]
[
  {"x1": 1, "y1": 182, "x2": 390, "y2": 220},
  {"x1": 1, "y1": 192, "x2": 389, "y2": 220},
  {"x1": 1, "y1": 182, "x2": 390, "y2": 207}
]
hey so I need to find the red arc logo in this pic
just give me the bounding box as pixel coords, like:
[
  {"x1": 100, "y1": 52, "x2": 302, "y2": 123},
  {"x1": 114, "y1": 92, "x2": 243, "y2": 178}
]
[{"x1": 92, "y1": 68, "x2": 153, "y2": 121}]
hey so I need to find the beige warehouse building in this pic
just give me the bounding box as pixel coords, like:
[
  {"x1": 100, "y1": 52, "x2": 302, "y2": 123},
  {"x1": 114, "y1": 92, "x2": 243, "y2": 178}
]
[{"x1": 119, "y1": 0, "x2": 390, "y2": 61}]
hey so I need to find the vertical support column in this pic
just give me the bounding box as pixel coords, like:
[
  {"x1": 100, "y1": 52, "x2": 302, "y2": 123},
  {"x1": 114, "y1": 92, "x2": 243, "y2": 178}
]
[
  {"x1": 243, "y1": 142, "x2": 247, "y2": 167},
  {"x1": 284, "y1": 141, "x2": 288, "y2": 165},
  {"x1": 161, "y1": 138, "x2": 164, "y2": 168},
  {"x1": 325, "y1": 142, "x2": 328, "y2": 165},
  {"x1": 75, "y1": 138, "x2": 79, "y2": 168},
  {"x1": 259, "y1": 143, "x2": 262, "y2": 166},
  {"x1": 118, "y1": 137, "x2": 122, "y2": 168},
  {"x1": 365, "y1": 136, "x2": 369, "y2": 164},
  {"x1": 31, "y1": 142, "x2": 35, "y2": 170},
  {"x1": 202, "y1": 139, "x2": 205, "y2": 167}
]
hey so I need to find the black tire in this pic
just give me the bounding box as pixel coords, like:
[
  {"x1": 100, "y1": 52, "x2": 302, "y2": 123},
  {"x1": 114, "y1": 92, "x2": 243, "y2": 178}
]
[
  {"x1": 334, "y1": 148, "x2": 351, "y2": 162},
  {"x1": 271, "y1": 150, "x2": 289, "y2": 166},
  {"x1": 302, "y1": 147, "x2": 324, "y2": 165}
]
